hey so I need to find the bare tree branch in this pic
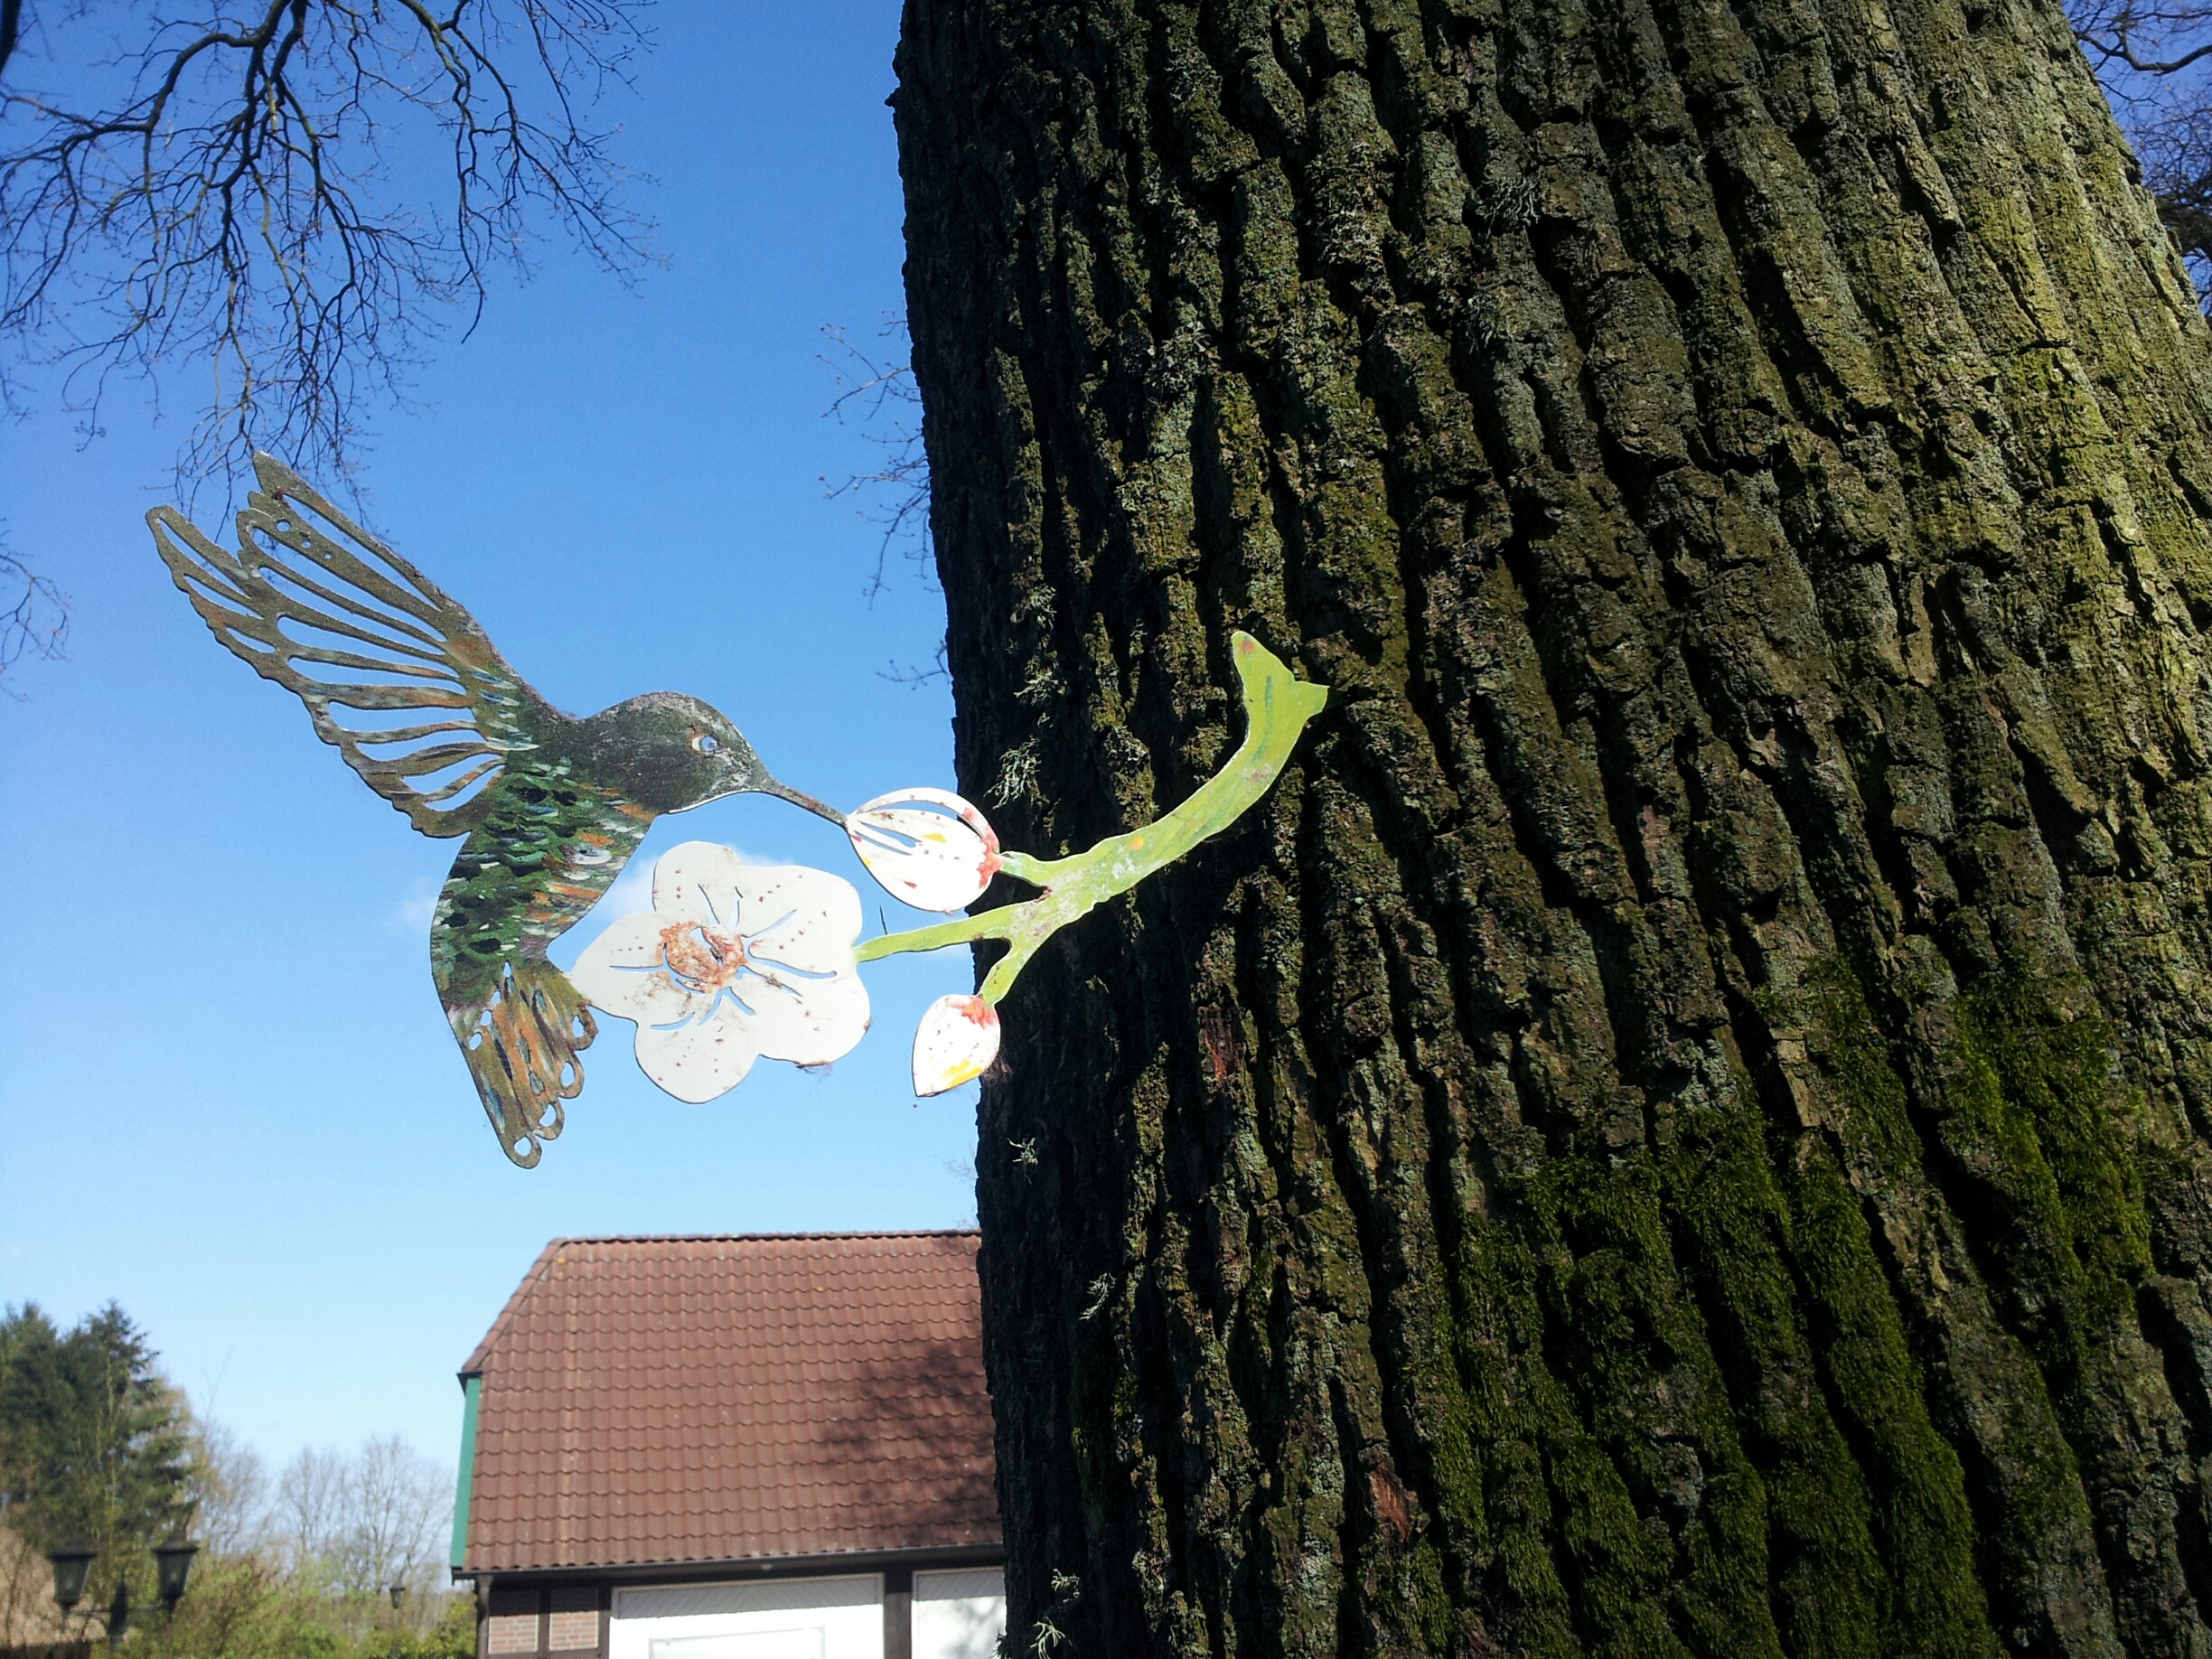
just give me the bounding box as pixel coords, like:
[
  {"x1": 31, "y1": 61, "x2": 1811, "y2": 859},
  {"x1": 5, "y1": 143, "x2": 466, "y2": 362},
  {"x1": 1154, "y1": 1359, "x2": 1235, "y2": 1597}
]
[
  {"x1": 817, "y1": 317, "x2": 946, "y2": 689},
  {"x1": 819, "y1": 316, "x2": 933, "y2": 605},
  {"x1": 2071, "y1": 0, "x2": 2212, "y2": 295},
  {"x1": 2073, "y1": 0, "x2": 2212, "y2": 91},
  {"x1": 0, "y1": 0, "x2": 656, "y2": 496},
  {"x1": 0, "y1": 541, "x2": 67, "y2": 690}
]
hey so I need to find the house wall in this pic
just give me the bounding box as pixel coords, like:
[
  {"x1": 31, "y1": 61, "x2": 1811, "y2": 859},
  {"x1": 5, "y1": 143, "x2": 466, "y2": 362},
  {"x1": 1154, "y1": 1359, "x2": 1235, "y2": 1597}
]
[
  {"x1": 605, "y1": 1574, "x2": 1013, "y2": 1659},
  {"x1": 485, "y1": 1584, "x2": 607, "y2": 1657},
  {"x1": 478, "y1": 1567, "x2": 1008, "y2": 1659}
]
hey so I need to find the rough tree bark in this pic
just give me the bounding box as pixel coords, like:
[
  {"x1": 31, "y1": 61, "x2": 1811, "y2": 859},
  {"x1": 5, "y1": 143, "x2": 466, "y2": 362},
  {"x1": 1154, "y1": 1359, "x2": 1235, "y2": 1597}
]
[{"x1": 895, "y1": 0, "x2": 2212, "y2": 1652}]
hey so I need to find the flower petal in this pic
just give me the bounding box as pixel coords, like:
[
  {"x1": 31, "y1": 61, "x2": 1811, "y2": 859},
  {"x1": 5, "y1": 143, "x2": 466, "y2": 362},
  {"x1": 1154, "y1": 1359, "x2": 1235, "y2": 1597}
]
[
  {"x1": 734, "y1": 864, "x2": 864, "y2": 979},
  {"x1": 913, "y1": 994, "x2": 1000, "y2": 1095},
  {"x1": 579, "y1": 847, "x2": 872, "y2": 1103},
  {"x1": 650, "y1": 841, "x2": 754, "y2": 927},
  {"x1": 848, "y1": 788, "x2": 1001, "y2": 912},
  {"x1": 739, "y1": 967, "x2": 872, "y2": 1067},
  {"x1": 570, "y1": 913, "x2": 702, "y2": 1026},
  {"x1": 633, "y1": 1008, "x2": 760, "y2": 1103}
]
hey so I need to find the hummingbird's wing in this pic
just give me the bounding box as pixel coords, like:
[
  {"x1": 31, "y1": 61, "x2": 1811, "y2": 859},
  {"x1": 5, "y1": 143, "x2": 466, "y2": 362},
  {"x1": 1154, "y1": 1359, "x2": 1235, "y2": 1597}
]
[{"x1": 147, "y1": 455, "x2": 550, "y2": 838}]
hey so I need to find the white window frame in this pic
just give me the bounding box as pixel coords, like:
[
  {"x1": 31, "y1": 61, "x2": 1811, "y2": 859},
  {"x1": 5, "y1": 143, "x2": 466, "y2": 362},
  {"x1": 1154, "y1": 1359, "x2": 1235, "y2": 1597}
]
[{"x1": 608, "y1": 1574, "x2": 883, "y2": 1659}]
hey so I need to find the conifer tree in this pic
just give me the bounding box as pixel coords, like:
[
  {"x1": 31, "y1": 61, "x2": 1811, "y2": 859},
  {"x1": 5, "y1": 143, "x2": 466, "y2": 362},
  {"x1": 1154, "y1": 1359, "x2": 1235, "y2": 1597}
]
[{"x1": 0, "y1": 1304, "x2": 195, "y2": 1609}]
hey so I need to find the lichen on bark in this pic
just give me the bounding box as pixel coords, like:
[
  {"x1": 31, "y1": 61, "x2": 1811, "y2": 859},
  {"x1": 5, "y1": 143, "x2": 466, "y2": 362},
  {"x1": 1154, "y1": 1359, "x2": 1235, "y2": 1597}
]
[{"x1": 893, "y1": 0, "x2": 2212, "y2": 1650}]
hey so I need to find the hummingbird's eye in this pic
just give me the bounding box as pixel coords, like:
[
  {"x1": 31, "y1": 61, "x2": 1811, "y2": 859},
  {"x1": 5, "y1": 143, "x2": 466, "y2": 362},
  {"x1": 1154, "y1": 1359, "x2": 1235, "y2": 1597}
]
[{"x1": 691, "y1": 733, "x2": 721, "y2": 755}]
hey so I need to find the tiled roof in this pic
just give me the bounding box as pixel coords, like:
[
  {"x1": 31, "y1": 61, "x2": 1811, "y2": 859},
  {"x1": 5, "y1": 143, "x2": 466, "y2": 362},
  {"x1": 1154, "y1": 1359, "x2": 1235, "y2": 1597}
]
[{"x1": 457, "y1": 1232, "x2": 1000, "y2": 1573}]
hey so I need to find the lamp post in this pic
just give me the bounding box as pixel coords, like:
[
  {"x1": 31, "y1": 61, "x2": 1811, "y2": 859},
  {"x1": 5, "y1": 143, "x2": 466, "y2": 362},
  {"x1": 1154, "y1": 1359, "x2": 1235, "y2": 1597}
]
[
  {"x1": 154, "y1": 1541, "x2": 200, "y2": 1615},
  {"x1": 45, "y1": 1540, "x2": 198, "y2": 1647},
  {"x1": 45, "y1": 1544, "x2": 96, "y2": 1614},
  {"x1": 389, "y1": 1581, "x2": 406, "y2": 1611}
]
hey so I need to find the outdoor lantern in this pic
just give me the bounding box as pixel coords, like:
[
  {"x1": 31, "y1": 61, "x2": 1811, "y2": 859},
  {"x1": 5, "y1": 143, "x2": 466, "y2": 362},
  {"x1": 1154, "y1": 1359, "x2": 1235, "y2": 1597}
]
[
  {"x1": 45, "y1": 1544, "x2": 95, "y2": 1611},
  {"x1": 389, "y1": 1580, "x2": 406, "y2": 1610},
  {"x1": 153, "y1": 1540, "x2": 199, "y2": 1613}
]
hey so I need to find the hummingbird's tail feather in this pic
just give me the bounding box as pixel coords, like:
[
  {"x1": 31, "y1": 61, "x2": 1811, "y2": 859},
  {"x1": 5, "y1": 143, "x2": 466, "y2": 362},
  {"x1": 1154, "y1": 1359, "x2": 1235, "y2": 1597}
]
[{"x1": 453, "y1": 961, "x2": 596, "y2": 1167}]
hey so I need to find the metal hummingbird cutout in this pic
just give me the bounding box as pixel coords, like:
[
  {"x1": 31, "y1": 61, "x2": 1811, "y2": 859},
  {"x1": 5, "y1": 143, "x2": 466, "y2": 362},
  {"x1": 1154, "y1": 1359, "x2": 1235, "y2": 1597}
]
[
  {"x1": 148, "y1": 454, "x2": 842, "y2": 1167},
  {"x1": 151, "y1": 455, "x2": 1327, "y2": 1167}
]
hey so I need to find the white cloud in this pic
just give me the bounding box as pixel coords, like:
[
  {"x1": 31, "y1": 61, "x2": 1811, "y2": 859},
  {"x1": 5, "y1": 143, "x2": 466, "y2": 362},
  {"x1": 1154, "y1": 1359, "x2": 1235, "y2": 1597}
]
[
  {"x1": 595, "y1": 855, "x2": 656, "y2": 919},
  {"x1": 384, "y1": 877, "x2": 440, "y2": 933}
]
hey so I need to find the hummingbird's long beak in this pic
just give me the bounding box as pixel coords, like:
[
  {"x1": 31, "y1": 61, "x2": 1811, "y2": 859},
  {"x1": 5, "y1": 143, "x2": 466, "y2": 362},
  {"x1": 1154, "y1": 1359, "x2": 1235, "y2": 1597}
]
[{"x1": 761, "y1": 777, "x2": 847, "y2": 827}]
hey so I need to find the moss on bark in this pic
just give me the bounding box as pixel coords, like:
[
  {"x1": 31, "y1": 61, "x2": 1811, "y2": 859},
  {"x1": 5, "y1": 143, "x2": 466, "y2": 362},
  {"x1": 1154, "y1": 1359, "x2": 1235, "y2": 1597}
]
[{"x1": 894, "y1": 0, "x2": 2212, "y2": 1649}]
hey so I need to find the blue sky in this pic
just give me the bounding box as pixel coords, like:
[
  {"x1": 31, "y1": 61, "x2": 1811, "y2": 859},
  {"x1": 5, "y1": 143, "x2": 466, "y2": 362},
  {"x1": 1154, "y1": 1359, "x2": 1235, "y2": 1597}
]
[{"x1": 0, "y1": 4, "x2": 979, "y2": 1479}]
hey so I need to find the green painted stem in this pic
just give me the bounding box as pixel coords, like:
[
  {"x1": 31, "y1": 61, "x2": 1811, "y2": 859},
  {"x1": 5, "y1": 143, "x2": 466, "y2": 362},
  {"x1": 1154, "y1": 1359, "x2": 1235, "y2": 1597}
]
[{"x1": 857, "y1": 632, "x2": 1326, "y2": 1002}]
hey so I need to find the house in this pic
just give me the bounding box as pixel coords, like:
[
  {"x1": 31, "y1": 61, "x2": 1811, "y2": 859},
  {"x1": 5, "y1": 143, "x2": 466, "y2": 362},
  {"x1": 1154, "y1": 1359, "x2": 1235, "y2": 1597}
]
[{"x1": 450, "y1": 1233, "x2": 1005, "y2": 1659}]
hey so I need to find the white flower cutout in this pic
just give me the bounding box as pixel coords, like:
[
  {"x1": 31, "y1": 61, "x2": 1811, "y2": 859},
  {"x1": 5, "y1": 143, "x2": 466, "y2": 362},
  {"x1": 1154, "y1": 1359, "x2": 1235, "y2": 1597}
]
[
  {"x1": 914, "y1": 993, "x2": 1000, "y2": 1096},
  {"x1": 571, "y1": 843, "x2": 869, "y2": 1103},
  {"x1": 848, "y1": 787, "x2": 1001, "y2": 912}
]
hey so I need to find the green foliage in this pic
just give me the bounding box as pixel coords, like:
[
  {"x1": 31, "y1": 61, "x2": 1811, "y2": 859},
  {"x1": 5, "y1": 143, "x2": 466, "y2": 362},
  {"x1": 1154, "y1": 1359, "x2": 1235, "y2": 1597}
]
[
  {"x1": 0, "y1": 1303, "x2": 194, "y2": 1607},
  {"x1": 0, "y1": 1308, "x2": 464, "y2": 1659},
  {"x1": 124, "y1": 1556, "x2": 475, "y2": 1659}
]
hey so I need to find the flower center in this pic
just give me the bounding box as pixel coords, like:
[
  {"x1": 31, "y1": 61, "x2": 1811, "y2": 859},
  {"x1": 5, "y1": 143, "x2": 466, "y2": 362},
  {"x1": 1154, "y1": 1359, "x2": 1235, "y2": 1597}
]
[{"x1": 659, "y1": 923, "x2": 750, "y2": 995}]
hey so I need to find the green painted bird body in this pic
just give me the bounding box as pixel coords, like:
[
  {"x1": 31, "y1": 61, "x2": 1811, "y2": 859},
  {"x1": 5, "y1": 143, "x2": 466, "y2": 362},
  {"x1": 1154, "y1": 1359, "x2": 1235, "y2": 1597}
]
[{"x1": 149, "y1": 456, "x2": 837, "y2": 1166}]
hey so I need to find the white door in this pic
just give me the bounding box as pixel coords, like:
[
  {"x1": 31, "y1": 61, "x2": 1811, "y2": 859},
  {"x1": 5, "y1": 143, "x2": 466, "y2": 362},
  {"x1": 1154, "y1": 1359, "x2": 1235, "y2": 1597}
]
[
  {"x1": 913, "y1": 1569, "x2": 1006, "y2": 1659},
  {"x1": 651, "y1": 1633, "x2": 824, "y2": 1659},
  {"x1": 612, "y1": 1576, "x2": 879, "y2": 1659}
]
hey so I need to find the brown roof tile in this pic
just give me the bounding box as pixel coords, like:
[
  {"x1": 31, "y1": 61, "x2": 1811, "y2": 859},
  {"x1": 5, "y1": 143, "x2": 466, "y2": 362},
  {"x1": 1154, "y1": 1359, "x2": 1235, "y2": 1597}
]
[{"x1": 458, "y1": 1232, "x2": 999, "y2": 1573}]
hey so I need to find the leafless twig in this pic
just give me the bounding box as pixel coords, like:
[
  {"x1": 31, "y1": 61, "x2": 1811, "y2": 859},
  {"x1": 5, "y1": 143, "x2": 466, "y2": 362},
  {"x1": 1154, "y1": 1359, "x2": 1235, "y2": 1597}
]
[
  {"x1": 2076, "y1": 0, "x2": 2212, "y2": 76},
  {"x1": 819, "y1": 316, "x2": 933, "y2": 605},
  {"x1": 2072, "y1": 0, "x2": 2212, "y2": 295},
  {"x1": 0, "y1": 540, "x2": 67, "y2": 689},
  {"x1": 879, "y1": 639, "x2": 948, "y2": 690},
  {"x1": 819, "y1": 314, "x2": 944, "y2": 687},
  {"x1": 0, "y1": 0, "x2": 657, "y2": 494}
]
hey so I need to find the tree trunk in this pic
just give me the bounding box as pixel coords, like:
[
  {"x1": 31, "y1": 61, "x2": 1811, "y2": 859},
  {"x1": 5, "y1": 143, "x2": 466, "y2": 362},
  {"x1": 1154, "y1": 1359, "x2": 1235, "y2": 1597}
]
[{"x1": 893, "y1": 0, "x2": 2212, "y2": 1651}]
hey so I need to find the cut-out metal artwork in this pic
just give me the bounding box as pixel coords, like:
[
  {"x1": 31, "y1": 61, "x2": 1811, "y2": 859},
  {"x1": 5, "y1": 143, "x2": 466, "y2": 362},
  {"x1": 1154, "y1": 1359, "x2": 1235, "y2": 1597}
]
[
  {"x1": 854, "y1": 633, "x2": 1328, "y2": 1092},
  {"x1": 149, "y1": 455, "x2": 841, "y2": 1167},
  {"x1": 151, "y1": 458, "x2": 1327, "y2": 1167},
  {"x1": 567, "y1": 845, "x2": 871, "y2": 1104}
]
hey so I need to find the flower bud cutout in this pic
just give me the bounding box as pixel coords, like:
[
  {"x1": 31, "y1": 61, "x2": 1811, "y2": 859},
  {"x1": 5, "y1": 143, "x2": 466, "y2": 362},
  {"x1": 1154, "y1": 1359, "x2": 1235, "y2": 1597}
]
[
  {"x1": 848, "y1": 788, "x2": 1001, "y2": 912},
  {"x1": 913, "y1": 993, "x2": 1000, "y2": 1096}
]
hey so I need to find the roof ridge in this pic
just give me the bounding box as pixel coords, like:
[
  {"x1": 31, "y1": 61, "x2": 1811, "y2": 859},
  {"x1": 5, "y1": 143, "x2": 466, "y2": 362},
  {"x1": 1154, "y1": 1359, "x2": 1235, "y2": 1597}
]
[
  {"x1": 541, "y1": 1229, "x2": 981, "y2": 1244},
  {"x1": 458, "y1": 1238, "x2": 559, "y2": 1376},
  {"x1": 458, "y1": 1232, "x2": 983, "y2": 1375}
]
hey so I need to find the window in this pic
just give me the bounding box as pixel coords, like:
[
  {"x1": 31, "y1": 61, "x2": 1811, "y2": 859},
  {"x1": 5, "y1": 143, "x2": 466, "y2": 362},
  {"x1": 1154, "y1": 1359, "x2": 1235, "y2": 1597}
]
[{"x1": 914, "y1": 1570, "x2": 1006, "y2": 1659}]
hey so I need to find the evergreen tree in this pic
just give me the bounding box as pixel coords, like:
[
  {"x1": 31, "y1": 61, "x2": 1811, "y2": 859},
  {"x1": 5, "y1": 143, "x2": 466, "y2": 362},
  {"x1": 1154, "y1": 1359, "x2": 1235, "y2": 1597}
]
[{"x1": 0, "y1": 1303, "x2": 195, "y2": 1610}]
